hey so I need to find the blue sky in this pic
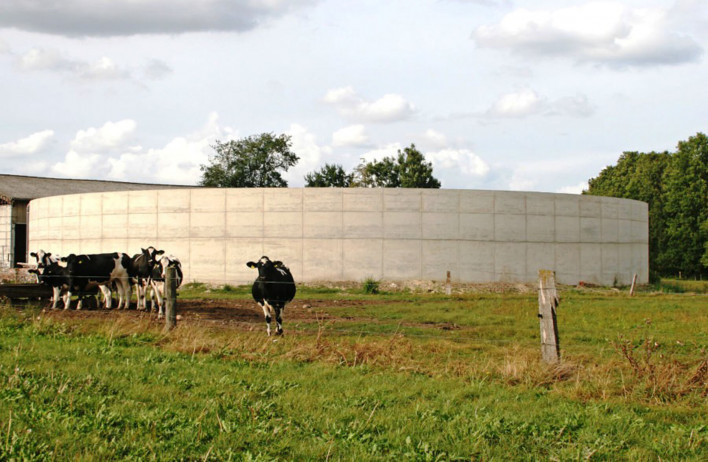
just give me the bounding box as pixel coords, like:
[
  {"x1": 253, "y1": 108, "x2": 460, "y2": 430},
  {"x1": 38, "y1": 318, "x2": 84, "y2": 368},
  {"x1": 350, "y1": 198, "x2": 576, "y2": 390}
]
[{"x1": 1, "y1": 0, "x2": 707, "y2": 192}]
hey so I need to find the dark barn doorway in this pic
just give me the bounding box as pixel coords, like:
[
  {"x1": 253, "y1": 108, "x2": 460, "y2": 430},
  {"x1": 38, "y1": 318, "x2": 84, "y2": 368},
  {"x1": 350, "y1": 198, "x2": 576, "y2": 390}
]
[{"x1": 13, "y1": 223, "x2": 26, "y2": 266}]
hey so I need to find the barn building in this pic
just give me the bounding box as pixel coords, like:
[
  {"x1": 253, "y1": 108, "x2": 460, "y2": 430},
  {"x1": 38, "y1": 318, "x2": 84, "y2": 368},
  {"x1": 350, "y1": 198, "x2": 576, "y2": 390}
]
[
  {"x1": 0, "y1": 174, "x2": 188, "y2": 268},
  {"x1": 27, "y1": 187, "x2": 649, "y2": 286}
]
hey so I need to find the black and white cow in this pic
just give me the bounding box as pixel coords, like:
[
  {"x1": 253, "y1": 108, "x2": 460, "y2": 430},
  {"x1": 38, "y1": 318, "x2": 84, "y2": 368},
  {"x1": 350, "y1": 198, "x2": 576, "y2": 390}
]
[
  {"x1": 247, "y1": 256, "x2": 296, "y2": 336},
  {"x1": 30, "y1": 250, "x2": 111, "y2": 309},
  {"x1": 149, "y1": 255, "x2": 183, "y2": 318},
  {"x1": 126, "y1": 247, "x2": 164, "y2": 310},
  {"x1": 61, "y1": 253, "x2": 132, "y2": 310}
]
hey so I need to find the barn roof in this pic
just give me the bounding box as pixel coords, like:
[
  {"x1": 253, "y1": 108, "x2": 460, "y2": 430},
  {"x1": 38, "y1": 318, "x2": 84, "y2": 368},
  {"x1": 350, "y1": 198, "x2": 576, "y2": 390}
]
[{"x1": 0, "y1": 174, "x2": 192, "y2": 204}]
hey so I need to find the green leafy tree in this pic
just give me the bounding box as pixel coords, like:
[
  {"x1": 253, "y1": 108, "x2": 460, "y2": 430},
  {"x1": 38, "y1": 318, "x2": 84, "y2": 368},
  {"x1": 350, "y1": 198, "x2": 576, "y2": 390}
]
[
  {"x1": 304, "y1": 163, "x2": 353, "y2": 187},
  {"x1": 200, "y1": 133, "x2": 299, "y2": 187},
  {"x1": 661, "y1": 133, "x2": 708, "y2": 276},
  {"x1": 351, "y1": 144, "x2": 441, "y2": 188}
]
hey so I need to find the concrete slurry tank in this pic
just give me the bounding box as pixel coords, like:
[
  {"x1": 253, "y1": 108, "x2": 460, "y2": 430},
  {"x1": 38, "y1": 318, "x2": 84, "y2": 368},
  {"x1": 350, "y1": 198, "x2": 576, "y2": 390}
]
[{"x1": 28, "y1": 188, "x2": 648, "y2": 286}]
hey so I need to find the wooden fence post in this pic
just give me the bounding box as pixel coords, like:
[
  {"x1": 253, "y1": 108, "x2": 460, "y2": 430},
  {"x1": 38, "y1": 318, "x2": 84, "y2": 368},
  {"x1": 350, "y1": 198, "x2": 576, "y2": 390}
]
[
  {"x1": 445, "y1": 271, "x2": 452, "y2": 295},
  {"x1": 164, "y1": 265, "x2": 177, "y2": 330},
  {"x1": 629, "y1": 273, "x2": 638, "y2": 296},
  {"x1": 538, "y1": 269, "x2": 560, "y2": 363}
]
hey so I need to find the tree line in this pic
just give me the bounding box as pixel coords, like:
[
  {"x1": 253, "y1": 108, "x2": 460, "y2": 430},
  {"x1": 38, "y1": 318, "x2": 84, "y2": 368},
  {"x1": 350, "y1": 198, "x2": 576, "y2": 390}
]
[
  {"x1": 584, "y1": 132, "x2": 708, "y2": 279},
  {"x1": 199, "y1": 133, "x2": 440, "y2": 189},
  {"x1": 199, "y1": 131, "x2": 708, "y2": 279}
]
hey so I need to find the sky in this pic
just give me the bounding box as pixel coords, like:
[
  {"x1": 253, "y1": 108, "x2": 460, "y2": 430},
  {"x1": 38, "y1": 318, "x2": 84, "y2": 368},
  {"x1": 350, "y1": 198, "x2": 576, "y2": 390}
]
[{"x1": 1, "y1": 0, "x2": 707, "y2": 193}]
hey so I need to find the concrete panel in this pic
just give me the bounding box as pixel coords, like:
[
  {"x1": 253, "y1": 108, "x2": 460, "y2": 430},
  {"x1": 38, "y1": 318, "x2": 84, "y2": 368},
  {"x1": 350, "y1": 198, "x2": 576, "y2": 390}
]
[
  {"x1": 103, "y1": 192, "x2": 128, "y2": 215},
  {"x1": 458, "y1": 241, "x2": 495, "y2": 282},
  {"x1": 422, "y1": 212, "x2": 458, "y2": 240},
  {"x1": 495, "y1": 192, "x2": 525, "y2": 215},
  {"x1": 580, "y1": 217, "x2": 602, "y2": 243},
  {"x1": 129, "y1": 190, "x2": 157, "y2": 214},
  {"x1": 383, "y1": 240, "x2": 421, "y2": 279},
  {"x1": 495, "y1": 243, "x2": 526, "y2": 281},
  {"x1": 580, "y1": 196, "x2": 602, "y2": 217},
  {"x1": 62, "y1": 215, "x2": 80, "y2": 240},
  {"x1": 226, "y1": 211, "x2": 263, "y2": 238},
  {"x1": 191, "y1": 189, "x2": 226, "y2": 213},
  {"x1": 601, "y1": 198, "x2": 620, "y2": 220},
  {"x1": 303, "y1": 239, "x2": 344, "y2": 280},
  {"x1": 226, "y1": 188, "x2": 263, "y2": 212},
  {"x1": 304, "y1": 189, "x2": 343, "y2": 212},
  {"x1": 422, "y1": 240, "x2": 458, "y2": 280},
  {"x1": 618, "y1": 200, "x2": 633, "y2": 221},
  {"x1": 225, "y1": 238, "x2": 263, "y2": 284},
  {"x1": 601, "y1": 244, "x2": 619, "y2": 285},
  {"x1": 556, "y1": 244, "x2": 580, "y2": 284},
  {"x1": 495, "y1": 214, "x2": 526, "y2": 242},
  {"x1": 62, "y1": 195, "x2": 81, "y2": 217},
  {"x1": 80, "y1": 193, "x2": 102, "y2": 216},
  {"x1": 618, "y1": 219, "x2": 633, "y2": 243},
  {"x1": 555, "y1": 196, "x2": 579, "y2": 217},
  {"x1": 632, "y1": 220, "x2": 649, "y2": 243},
  {"x1": 101, "y1": 238, "x2": 129, "y2": 255},
  {"x1": 632, "y1": 201, "x2": 648, "y2": 222},
  {"x1": 102, "y1": 214, "x2": 128, "y2": 239},
  {"x1": 304, "y1": 212, "x2": 343, "y2": 239},
  {"x1": 384, "y1": 212, "x2": 421, "y2": 239},
  {"x1": 617, "y1": 245, "x2": 634, "y2": 275},
  {"x1": 602, "y1": 218, "x2": 619, "y2": 242},
  {"x1": 48, "y1": 217, "x2": 63, "y2": 238},
  {"x1": 190, "y1": 238, "x2": 226, "y2": 283},
  {"x1": 343, "y1": 212, "x2": 383, "y2": 238},
  {"x1": 190, "y1": 212, "x2": 226, "y2": 238},
  {"x1": 264, "y1": 189, "x2": 302, "y2": 212},
  {"x1": 262, "y1": 238, "x2": 302, "y2": 279},
  {"x1": 343, "y1": 189, "x2": 382, "y2": 212},
  {"x1": 158, "y1": 189, "x2": 191, "y2": 213},
  {"x1": 527, "y1": 214, "x2": 554, "y2": 242},
  {"x1": 79, "y1": 240, "x2": 102, "y2": 255},
  {"x1": 343, "y1": 239, "x2": 383, "y2": 280},
  {"x1": 154, "y1": 238, "x2": 190, "y2": 265},
  {"x1": 422, "y1": 190, "x2": 458, "y2": 213},
  {"x1": 157, "y1": 212, "x2": 190, "y2": 239},
  {"x1": 526, "y1": 193, "x2": 555, "y2": 215},
  {"x1": 79, "y1": 214, "x2": 102, "y2": 240},
  {"x1": 263, "y1": 212, "x2": 302, "y2": 238},
  {"x1": 30, "y1": 198, "x2": 48, "y2": 218},
  {"x1": 128, "y1": 213, "x2": 157, "y2": 239},
  {"x1": 460, "y1": 190, "x2": 494, "y2": 213},
  {"x1": 45, "y1": 196, "x2": 63, "y2": 218},
  {"x1": 580, "y1": 243, "x2": 602, "y2": 284},
  {"x1": 526, "y1": 243, "x2": 555, "y2": 281},
  {"x1": 460, "y1": 213, "x2": 494, "y2": 240},
  {"x1": 555, "y1": 216, "x2": 579, "y2": 243},
  {"x1": 384, "y1": 189, "x2": 420, "y2": 211}
]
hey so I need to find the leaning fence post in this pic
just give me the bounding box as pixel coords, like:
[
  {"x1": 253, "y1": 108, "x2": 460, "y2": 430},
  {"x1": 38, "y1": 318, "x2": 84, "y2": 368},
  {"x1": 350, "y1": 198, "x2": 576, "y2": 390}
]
[
  {"x1": 445, "y1": 271, "x2": 452, "y2": 295},
  {"x1": 164, "y1": 265, "x2": 177, "y2": 330},
  {"x1": 538, "y1": 269, "x2": 560, "y2": 363},
  {"x1": 629, "y1": 273, "x2": 638, "y2": 296}
]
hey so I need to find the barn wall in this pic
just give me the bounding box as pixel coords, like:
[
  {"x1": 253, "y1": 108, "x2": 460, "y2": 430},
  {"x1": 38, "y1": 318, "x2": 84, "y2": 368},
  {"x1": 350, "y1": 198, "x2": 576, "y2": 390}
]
[
  {"x1": 28, "y1": 188, "x2": 649, "y2": 286},
  {"x1": 0, "y1": 204, "x2": 11, "y2": 268}
]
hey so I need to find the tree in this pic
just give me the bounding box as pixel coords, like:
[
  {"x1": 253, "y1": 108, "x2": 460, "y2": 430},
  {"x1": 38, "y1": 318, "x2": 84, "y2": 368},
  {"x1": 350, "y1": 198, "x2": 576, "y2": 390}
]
[
  {"x1": 199, "y1": 133, "x2": 299, "y2": 187},
  {"x1": 304, "y1": 163, "x2": 353, "y2": 187},
  {"x1": 351, "y1": 144, "x2": 441, "y2": 188},
  {"x1": 661, "y1": 133, "x2": 708, "y2": 276}
]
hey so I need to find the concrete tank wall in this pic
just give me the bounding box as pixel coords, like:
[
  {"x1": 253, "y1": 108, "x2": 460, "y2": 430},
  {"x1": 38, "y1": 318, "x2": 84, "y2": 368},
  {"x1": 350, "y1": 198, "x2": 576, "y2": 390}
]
[{"x1": 28, "y1": 188, "x2": 648, "y2": 286}]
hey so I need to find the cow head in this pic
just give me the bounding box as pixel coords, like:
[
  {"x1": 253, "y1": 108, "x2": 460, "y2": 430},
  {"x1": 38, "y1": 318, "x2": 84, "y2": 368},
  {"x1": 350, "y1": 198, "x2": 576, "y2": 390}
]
[
  {"x1": 31, "y1": 250, "x2": 55, "y2": 267},
  {"x1": 247, "y1": 256, "x2": 290, "y2": 278}
]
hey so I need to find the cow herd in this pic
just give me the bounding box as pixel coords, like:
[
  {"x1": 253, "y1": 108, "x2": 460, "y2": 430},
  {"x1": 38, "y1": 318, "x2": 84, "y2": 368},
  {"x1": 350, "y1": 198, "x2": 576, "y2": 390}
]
[
  {"x1": 28, "y1": 249, "x2": 296, "y2": 336},
  {"x1": 29, "y1": 247, "x2": 182, "y2": 318}
]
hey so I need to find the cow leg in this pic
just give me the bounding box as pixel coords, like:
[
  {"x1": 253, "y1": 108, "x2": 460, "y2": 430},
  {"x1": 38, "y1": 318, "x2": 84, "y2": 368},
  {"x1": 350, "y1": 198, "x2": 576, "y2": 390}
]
[
  {"x1": 119, "y1": 278, "x2": 130, "y2": 310},
  {"x1": 274, "y1": 307, "x2": 284, "y2": 336},
  {"x1": 63, "y1": 290, "x2": 73, "y2": 310},
  {"x1": 51, "y1": 286, "x2": 61, "y2": 309},
  {"x1": 99, "y1": 285, "x2": 112, "y2": 309},
  {"x1": 261, "y1": 302, "x2": 274, "y2": 336}
]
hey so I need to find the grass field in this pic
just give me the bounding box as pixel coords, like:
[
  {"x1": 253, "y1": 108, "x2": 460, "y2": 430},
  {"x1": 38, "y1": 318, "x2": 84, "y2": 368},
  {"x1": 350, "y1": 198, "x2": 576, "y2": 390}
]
[{"x1": 0, "y1": 282, "x2": 706, "y2": 460}]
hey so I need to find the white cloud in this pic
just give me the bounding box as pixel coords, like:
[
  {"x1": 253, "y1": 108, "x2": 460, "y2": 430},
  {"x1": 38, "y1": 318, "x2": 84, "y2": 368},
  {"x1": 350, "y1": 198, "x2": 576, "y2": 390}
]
[
  {"x1": 360, "y1": 143, "x2": 402, "y2": 163},
  {"x1": 71, "y1": 119, "x2": 137, "y2": 153},
  {"x1": 0, "y1": 129, "x2": 54, "y2": 157},
  {"x1": 285, "y1": 123, "x2": 330, "y2": 187},
  {"x1": 0, "y1": 0, "x2": 318, "y2": 37},
  {"x1": 557, "y1": 182, "x2": 588, "y2": 195},
  {"x1": 421, "y1": 129, "x2": 448, "y2": 150},
  {"x1": 473, "y1": 2, "x2": 703, "y2": 67},
  {"x1": 142, "y1": 59, "x2": 172, "y2": 80},
  {"x1": 324, "y1": 86, "x2": 415, "y2": 123},
  {"x1": 51, "y1": 150, "x2": 102, "y2": 178},
  {"x1": 486, "y1": 89, "x2": 594, "y2": 118},
  {"x1": 17, "y1": 47, "x2": 131, "y2": 81},
  {"x1": 332, "y1": 124, "x2": 368, "y2": 147},
  {"x1": 427, "y1": 149, "x2": 490, "y2": 177}
]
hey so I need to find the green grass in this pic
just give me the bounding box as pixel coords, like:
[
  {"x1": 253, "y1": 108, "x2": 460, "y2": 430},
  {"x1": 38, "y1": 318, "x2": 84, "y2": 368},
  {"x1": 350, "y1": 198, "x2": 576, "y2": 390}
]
[{"x1": 0, "y1": 287, "x2": 706, "y2": 460}]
